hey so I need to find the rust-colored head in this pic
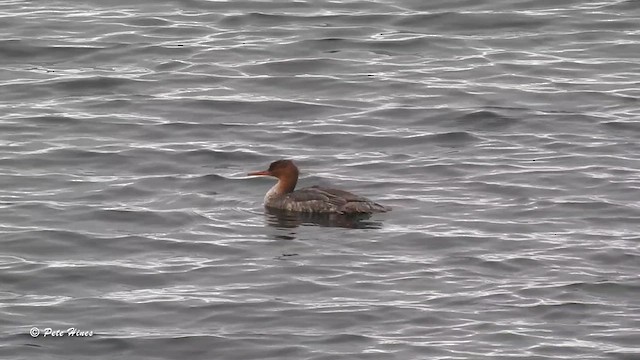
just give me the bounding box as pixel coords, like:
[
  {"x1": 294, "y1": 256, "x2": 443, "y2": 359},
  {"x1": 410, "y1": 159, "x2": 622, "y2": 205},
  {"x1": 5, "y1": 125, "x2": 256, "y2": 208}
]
[
  {"x1": 248, "y1": 159, "x2": 299, "y2": 194},
  {"x1": 248, "y1": 159, "x2": 299, "y2": 179}
]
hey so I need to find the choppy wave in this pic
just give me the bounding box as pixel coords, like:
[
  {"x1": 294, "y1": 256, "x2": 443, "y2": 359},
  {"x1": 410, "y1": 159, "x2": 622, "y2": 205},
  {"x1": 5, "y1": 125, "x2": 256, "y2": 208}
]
[{"x1": 1, "y1": 0, "x2": 639, "y2": 359}]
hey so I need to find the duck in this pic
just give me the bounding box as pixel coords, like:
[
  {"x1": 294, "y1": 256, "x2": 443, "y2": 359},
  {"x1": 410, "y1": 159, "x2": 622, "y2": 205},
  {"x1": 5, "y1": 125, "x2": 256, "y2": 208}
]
[{"x1": 248, "y1": 159, "x2": 391, "y2": 214}]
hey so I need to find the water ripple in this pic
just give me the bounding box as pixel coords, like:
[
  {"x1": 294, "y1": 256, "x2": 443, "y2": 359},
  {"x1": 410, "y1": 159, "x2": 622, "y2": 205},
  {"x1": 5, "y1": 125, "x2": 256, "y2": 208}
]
[{"x1": 1, "y1": 1, "x2": 639, "y2": 359}]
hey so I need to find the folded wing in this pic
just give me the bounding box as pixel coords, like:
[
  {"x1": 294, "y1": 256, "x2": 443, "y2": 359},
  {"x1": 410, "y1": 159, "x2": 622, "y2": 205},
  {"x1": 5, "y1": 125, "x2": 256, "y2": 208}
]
[{"x1": 267, "y1": 186, "x2": 390, "y2": 214}]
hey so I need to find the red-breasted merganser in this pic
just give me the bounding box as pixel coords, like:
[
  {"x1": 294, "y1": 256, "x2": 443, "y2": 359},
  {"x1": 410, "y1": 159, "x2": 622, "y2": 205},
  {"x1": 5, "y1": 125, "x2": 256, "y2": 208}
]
[{"x1": 248, "y1": 160, "x2": 391, "y2": 214}]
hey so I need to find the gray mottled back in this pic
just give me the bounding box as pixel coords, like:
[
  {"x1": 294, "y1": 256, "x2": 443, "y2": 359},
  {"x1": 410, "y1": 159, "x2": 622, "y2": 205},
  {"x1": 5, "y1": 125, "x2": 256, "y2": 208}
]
[{"x1": 265, "y1": 186, "x2": 390, "y2": 214}]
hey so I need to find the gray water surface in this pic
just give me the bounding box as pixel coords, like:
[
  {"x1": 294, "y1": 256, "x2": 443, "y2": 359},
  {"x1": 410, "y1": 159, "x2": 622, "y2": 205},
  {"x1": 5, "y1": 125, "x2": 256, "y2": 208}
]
[{"x1": 1, "y1": 1, "x2": 639, "y2": 359}]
